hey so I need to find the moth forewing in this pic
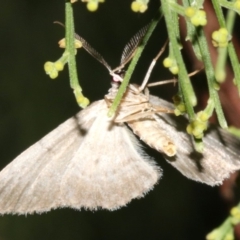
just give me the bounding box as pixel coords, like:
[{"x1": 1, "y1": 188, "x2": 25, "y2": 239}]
[
  {"x1": 0, "y1": 101, "x2": 103, "y2": 214},
  {"x1": 0, "y1": 115, "x2": 88, "y2": 214},
  {"x1": 0, "y1": 100, "x2": 161, "y2": 214},
  {"x1": 149, "y1": 95, "x2": 240, "y2": 186},
  {"x1": 61, "y1": 102, "x2": 161, "y2": 210}
]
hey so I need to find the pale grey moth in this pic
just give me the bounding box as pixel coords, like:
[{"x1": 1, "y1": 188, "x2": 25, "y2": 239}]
[
  {"x1": 0, "y1": 26, "x2": 240, "y2": 215},
  {"x1": 0, "y1": 82, "x2": 240, "y2": 215}
]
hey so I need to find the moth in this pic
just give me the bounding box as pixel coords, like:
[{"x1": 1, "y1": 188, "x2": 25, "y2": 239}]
[{"x1": 0, "y1": 28, "x2": 240, "y2": 215}]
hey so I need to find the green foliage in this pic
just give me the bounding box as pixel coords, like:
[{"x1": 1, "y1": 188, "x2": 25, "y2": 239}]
[{"x1": 206, "y1": 204, "x2": 240, "y2": 240}]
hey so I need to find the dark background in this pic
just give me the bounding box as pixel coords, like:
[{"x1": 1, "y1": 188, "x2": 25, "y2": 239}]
[{"x1": 0, "y1": 1, "x2": 237, "y2": 239}]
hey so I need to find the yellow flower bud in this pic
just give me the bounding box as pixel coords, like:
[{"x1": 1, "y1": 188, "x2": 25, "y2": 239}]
[
  {"x1": 87, "y1": 2, "x2": 98, "y2": 11},
  {"x1": 170, "y1": 66, "x2": 179, "y2": 75},
  {"x1": 79, "y1": 97, "x2": 90, "y2": 108},
  {"x1": 234, "y1": 0, "x2": 240, "y2": 10},
  {"x1": 197, "y1": 111, "x2": 208, "y2": 122},
  {"x1": 139, "y1": 4, "x2": 148, "y2": 13},
  {"x1": 163, "y1": 58, "x2": 173, "y2": 68},
  {"x1": 185, "y1": 7, "x2": 196, "y2": 17},
  {"x1": 54, "y1": 61, "x2": 64, "y2": 71},
  {"x1": 58, "y1": 39, "x2": 66, "y2": 48},
  {"x1": 231, "y1": 206, "x2": 240, "y2": 217},
  {"x1": 213, "y1": 82, "x2": 220, "y2": 90},
  {"x1": 177, "y1": 103, "x2": 186, "y2": 112},
  {"x1": 49, "y1": 70, "x2": 58, "y2": 79},
  {"x1": 212, "y1": 28, "x2": 230, "y2": 48},
  {"x1": 206, "y1": 229, "x2": 220, "y2": 240},
  {"x1": 191, "y1": 10, "x2": 207, "y2": 27},
  {"x1": 174, "y1": 109, "x2": 181, "y2": 116},
  {"x1": 186, "y1": 124, "x2": 193, "y2": 134},
  {"x1": 131, "y1": 1, "x2": 141, "y2": 12},
  {"x1": 44, "y1": 61, "x2": 55, "y2": 73},
  {"x1": 131, "y1": 0, "x2": 148, "y2": 12}
]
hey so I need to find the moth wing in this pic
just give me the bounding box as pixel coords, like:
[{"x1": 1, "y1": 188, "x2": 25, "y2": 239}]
[
  {"x1": 148, "y1": 95, "x2": 240, "y2": 186},
  {"x1": 0, "y1": 100, "x2": 103, "y2": 214},
  {"x1": 60, "y1": 105, "x2": 161, "y2": 211}
]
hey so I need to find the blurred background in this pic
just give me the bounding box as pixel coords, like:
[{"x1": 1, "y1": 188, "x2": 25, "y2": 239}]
[{"x1": 0, "y1": 0, "x2": 240, "y2": 239}]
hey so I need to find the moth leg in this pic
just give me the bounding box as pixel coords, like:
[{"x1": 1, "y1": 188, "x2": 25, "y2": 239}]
[
  {"x1": 118, "y1": 111, "x2": 155, "y2": 122},
  {"x1": 116, "y1": 105, "x2": 172, "y2": 122},
  {"x1": 152, "y1": 105, "x2": 174, "y2": 114},
  {"x1": 139, "y1": 40, "x2": 169, "y2": 92}
]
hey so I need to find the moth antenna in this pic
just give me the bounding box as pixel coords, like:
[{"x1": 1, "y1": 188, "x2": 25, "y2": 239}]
[
  {"x1": 75, "y1": 34, "x2": 112, "y2": 72},
  {"x1": 139, "y1": 39, "x2": 169, "y2": 92},
  {"x1": 54, "y1": 21, "x2": 112, "y2": 72},
  {"x1": 113, "y1": 24, "x2": 149, "y2": 73}
]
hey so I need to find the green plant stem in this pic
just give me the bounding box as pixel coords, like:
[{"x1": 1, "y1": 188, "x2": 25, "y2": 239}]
[
  {"x1": 182, "y1": 0, "x2": 202, "y2": 60},
  {"x1": 219, "y1": 0, "x2": 240, "y2": 15},
  {"x1": 212, "y1": 0, "x2": 229, "y2": 83},
  {"x1": 206, "y1": 217, "x2": 232, "y2": 239},
  {"x1": 215, "y1": 8, "x2": 236, "y2": 82},
  {"x1": 212, "y1": 0, "x2": 240, "y2": 94},
  {"x1": 107, "y1": 11, "x2": 162, "y2": 117},
  {"x1": 205, "y1": 0, "x2": 227, "y2": 84},
  {"x1": 228, "y1": 126, "x2": 240, "y2": 138},
  {"x1": 226, "y1": 10, "x2": 240, "y2": 94},
  {"x1": 228, "y1": 43, "x2": 240, "y2": 94},
  {"x1": 65, "y1": 1, "x2": 89, "y2": 108},
  {"x1": 212, "y1": 0, "x2": 226, "y2": 26},
  {"x1": 194, "y1": 0, "x2": 205, "y2": 8},
  {"x1": 168, "y1": 0, "x2": 205, "y2": 16},
  {"x1": 206, "y1": 201, "x2": 240, "y2": 239},
  {"x1": 162, "y1": 0, "x2": 196, "y2": 121},
  {"x1": 196, "y1": 28, "x2": 227, "y2": 128},
  {"x1": 168, "y1": 1, "x2": 185, "y2": 15}
]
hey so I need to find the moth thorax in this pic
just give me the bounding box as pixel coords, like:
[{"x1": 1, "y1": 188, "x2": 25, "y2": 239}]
[{"x1": 109, "y1": 81, "x2": 120, "y2": 92}]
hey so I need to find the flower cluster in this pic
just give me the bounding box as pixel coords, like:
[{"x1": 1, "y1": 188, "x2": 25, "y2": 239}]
[
  {"x1": 81, "y1": 0, "x2": 105, "y2": 12},
  {"x1": 163, "y1": 57, "x2": 179, "y2": 75},
  {"x1": 58, "y1": 38, "x2": 82, "y2": 49},
  {"x1": 185, "y1": 7, "x2": 207, "y2": 27},
  {"x1": 186, "y1": 99, "x2": 214, "y2": 139},
  {"x1": 44, "y1": 38, "x2": 82, "y2": 79},
  {"x1": 131, "y1": 0, "x2": 149, "y2": 13},
  {"x1": 212, "y1": 28, "x2": 231, "y2": 48},
  {"x1": 44, "y1": 61, "x2": 65, "y2": 79},
  {"x1": 186, "y1": 112, "x2": 208, "y2": 139},
  {"x1": 172, "y1": 95, "x2": 186, "y2": 116}
]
